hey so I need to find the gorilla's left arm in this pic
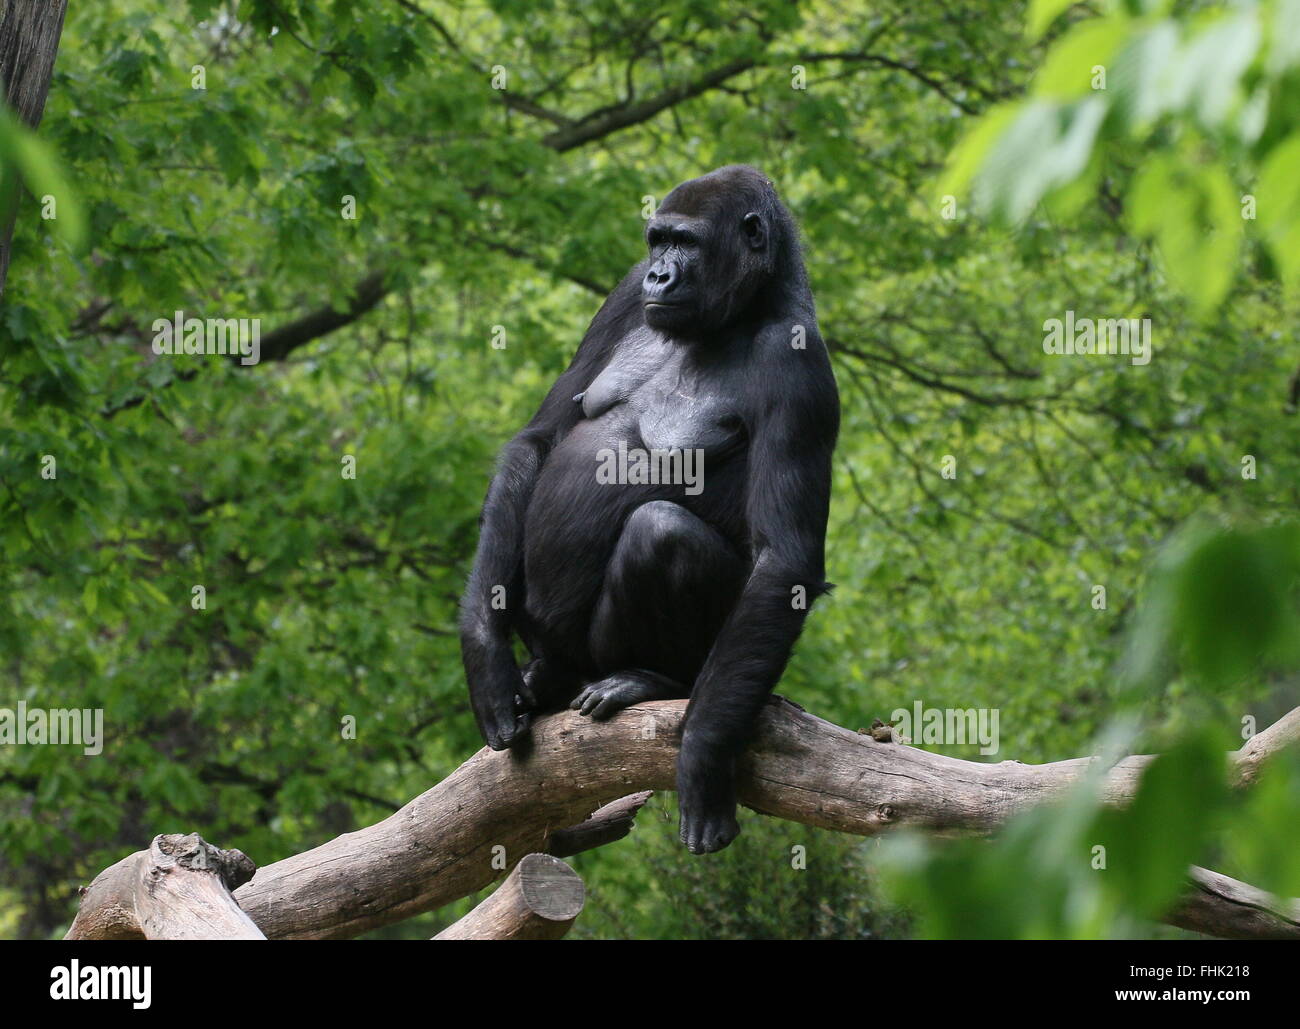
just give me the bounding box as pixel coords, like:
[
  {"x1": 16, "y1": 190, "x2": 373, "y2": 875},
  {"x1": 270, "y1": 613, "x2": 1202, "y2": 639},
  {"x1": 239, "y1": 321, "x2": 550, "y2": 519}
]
[{"x1": 677, "y1": 324, "x2": 839, "y2": 848}]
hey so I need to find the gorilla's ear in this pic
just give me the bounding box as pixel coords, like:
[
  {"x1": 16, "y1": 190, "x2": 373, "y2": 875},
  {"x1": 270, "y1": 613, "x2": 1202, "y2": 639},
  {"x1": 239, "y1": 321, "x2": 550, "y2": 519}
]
[{"x1": 742, "y1": 211, "x2": 766, "y2": 250}]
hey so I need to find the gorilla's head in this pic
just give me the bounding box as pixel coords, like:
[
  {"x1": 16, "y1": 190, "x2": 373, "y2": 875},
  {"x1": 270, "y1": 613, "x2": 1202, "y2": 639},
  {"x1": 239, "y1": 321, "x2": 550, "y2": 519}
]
[{"x1": 641, "y1": 165, "x2": 803, "y2": 337}]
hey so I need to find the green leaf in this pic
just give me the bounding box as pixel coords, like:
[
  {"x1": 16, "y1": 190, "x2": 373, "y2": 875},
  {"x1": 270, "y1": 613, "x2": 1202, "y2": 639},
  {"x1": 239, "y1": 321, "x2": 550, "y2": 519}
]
[
  {"x1": 0, "y1": 106, "x2": 86, "y2": 250},
  {"x1": 1128, "y1": 155, "x2": 1243, "y2": 313},
  {"x1": 1032, "y1": 16, "x2": 1131, "y2": 98},
  {"x1": 936, "y1": 102, "x2": 1019, "y2": 202},
  {"x1": 1124, "y1": 522, "x2": 1300, "y2": 689},
  {"x1": 1090, "y1": 731, "x2": 1227, "y2": 918},
  {"x1": 1256, "y1": 133, "x2": 1300, "y2": 285},
  {"x1": 1027, "y1": 0, "x2": 1079, "y2": 41}
]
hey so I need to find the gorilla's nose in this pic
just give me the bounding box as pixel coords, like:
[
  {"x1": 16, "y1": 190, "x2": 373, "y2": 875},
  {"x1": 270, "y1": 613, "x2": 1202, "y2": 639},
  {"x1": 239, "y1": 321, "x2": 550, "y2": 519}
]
[{"x1": 643, "y1": 263, "x2": 678, "y2": 300}]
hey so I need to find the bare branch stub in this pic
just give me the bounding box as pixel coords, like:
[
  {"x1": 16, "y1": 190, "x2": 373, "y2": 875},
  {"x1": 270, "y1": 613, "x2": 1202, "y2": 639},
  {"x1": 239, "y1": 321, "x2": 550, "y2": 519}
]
[
  {"x1": 547, "y1": 790, "x2": 654, "y2": 857},
  {"x1": 66, "y1": 832, "x2": 264, "y2": 941}
]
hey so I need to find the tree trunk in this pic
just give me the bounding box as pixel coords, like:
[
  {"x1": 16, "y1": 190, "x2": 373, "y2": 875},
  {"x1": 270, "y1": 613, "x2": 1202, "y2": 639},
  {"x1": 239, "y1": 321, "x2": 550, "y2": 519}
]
[{"x1": 0, "y1": 0, "x2": 68, "y2": 296}]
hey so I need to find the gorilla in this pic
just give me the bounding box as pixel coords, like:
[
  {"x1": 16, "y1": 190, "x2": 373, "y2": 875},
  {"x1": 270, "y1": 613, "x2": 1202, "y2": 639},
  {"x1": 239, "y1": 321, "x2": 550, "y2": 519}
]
[{"x1": 460, "y1": 165, "x2": 838, "y2": 853}]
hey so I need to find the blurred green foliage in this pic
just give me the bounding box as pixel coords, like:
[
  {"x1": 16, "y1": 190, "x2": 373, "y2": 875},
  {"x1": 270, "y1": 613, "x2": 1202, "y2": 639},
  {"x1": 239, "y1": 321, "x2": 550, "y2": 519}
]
[
  {"x1": 946, "y1": 0, "x2": 1300, "y2": 311},
  {"x1": 1, "y1": 0, "x2": 1298, "y2": 939}
]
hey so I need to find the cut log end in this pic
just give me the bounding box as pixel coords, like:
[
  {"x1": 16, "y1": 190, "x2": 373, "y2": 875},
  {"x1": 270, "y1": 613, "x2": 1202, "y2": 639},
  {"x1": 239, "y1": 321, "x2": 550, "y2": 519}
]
[
  {"x1": 516, "y1": 853, "x2": 585, "y2": 922},
  {"x1": 433, "y1": 853, "x2": 585, "y2": 941}
]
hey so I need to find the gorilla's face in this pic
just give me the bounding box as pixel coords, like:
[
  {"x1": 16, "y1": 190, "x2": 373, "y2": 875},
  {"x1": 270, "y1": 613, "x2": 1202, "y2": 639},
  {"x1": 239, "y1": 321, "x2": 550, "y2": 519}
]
[
  {"x1": 641, "y1": 193, "x2": 769, "y2": 336},
  {"x1": 641, "y1": 216, "x2": 706, "y2": 333}
]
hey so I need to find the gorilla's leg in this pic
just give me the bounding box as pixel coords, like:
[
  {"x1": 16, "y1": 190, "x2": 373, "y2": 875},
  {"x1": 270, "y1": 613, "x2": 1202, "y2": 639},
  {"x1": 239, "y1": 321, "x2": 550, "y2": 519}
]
[{"x1": 576, "y1": 500, "x2": 745, "y2": 720}]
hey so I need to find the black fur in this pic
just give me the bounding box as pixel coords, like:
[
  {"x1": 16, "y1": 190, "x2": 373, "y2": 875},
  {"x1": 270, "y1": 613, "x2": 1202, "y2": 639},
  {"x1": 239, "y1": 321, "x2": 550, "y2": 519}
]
[{"x1": 460, "y1": 165, "x2": 839, "y2": 853}]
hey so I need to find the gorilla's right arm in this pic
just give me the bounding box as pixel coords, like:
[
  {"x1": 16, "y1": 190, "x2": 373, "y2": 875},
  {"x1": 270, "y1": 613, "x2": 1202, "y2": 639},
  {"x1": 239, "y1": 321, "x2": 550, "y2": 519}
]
[{"x1": 459, "y1": 267, "x2": 644, "y2": 750}]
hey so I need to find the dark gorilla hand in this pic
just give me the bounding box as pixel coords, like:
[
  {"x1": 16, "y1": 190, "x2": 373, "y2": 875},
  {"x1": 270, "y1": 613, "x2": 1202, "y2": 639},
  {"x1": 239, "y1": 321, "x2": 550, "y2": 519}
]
[{"x1": 466, "y1": 643, "x2": 533, "y2": 751}]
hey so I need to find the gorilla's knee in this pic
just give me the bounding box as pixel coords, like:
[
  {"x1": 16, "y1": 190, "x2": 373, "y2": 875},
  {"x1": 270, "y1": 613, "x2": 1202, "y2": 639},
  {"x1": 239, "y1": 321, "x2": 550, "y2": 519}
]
[
  {"x1": 622, "y1": 501, "x2": 697, "y2": 564},
  {"x1": 617, "y1": 501, "x2": 740, "y2": 596}
]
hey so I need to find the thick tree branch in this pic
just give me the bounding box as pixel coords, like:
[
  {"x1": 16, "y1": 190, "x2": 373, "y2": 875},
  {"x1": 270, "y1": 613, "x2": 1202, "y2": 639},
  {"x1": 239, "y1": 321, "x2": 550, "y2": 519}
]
[
  {"x1": 546, "y1": 790, "x2": 653, "y2": 857},
  {"x1": 1233, "y1": 706, "x2": 1300, "y2": 787},
  {"x1": 209, "y1": 699, "x2": 1299, "y2": 940},
  {"x1": 1168, "y1": 867, "x2": 1300, "y2": 940},
  {"x1": 255, "y1": 269, "x2": 389, "y2": 362},
  {"x1": 66, "y1": 704, "x2": 1298, "y2": 940}
]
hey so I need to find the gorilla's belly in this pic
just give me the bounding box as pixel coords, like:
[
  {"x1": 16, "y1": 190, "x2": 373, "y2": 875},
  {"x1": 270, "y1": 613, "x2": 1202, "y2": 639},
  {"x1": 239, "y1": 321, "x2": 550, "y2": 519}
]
[
  {"x1": 521, "y1": 415, "x2": 653, "y2": 649},
  {"x1": 522, "y1": 391, "x2": 743, "y2": 645},
  {"x1": 525, "y1": 412, "x2": 673, "y2": 566}
]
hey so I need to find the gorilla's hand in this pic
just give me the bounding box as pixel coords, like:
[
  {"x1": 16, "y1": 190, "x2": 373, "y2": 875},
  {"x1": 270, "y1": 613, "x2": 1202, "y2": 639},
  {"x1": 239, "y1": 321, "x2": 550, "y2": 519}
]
[
  {"x1": 467, "y1": 644, "x2": 533, "y2": 751},
  {"x1": 676, "y1": 735, "x2": 740, "y2": 854}
]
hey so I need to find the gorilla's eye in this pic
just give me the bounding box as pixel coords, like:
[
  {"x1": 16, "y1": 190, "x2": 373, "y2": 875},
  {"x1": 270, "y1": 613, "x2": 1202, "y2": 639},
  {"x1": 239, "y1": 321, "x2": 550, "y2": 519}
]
[{"x1": 647, "y1": 227, "x2": 668, "y2": 248}]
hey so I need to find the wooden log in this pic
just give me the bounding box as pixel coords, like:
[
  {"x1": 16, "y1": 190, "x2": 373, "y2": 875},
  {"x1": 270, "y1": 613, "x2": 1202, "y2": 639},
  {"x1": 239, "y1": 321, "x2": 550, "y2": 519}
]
[
  {"x1": 433, "y1": 854, "x2": 584, "y2": 940},
  {"x1": 229, "y1": 698, "x2": 1300, "y2": 940},
  {"x1": 1233, "y1": 706, "x2": 1300, "y2": 787},
  {"x1": 1167, "y1": 867, "x2": 1300, "y2": 940},
  {"x1": 66, "y1": 833, "x2": 264, "y2": 940}
]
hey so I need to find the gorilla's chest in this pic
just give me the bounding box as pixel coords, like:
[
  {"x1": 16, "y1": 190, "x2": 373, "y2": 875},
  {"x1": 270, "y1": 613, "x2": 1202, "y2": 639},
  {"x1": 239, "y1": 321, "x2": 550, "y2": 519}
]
[{"x1": 580, "y1": 329, "x2": 743, "y2": 453}]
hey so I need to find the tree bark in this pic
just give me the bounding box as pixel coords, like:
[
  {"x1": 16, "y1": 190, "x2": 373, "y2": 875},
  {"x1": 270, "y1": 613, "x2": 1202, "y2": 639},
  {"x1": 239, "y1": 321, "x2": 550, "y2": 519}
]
[
  {"x1": 65, "y1": 833, "x2": 263, "y2": 941},
  {"x1": 0, "y1": 0, "x2": 68, "y2": 296},
  {"x1": 433, "y1": 853, "x2": 584, "y2": 940},
  {"x1": 65, "y1": 702, "x2": 1300, "y2": 941},
  {"x1": 216, "y1": 699, "x2": 1300, "y2": 940},
  {"x1": 1166, "y1": 867, "x2": 1300, "y2": 940}
]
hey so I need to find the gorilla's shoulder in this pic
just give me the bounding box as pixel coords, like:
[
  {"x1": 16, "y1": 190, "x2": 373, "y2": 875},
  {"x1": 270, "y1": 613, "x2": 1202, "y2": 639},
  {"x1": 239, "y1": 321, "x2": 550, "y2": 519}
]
[{"x1": 753, "y1": 315, "x2": 832, "y2": 371}]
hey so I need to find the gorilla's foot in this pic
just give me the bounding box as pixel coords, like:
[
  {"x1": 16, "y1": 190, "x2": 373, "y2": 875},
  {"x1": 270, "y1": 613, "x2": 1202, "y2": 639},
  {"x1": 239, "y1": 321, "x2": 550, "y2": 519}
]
[
  {"x1": 679, "y1": 805, "x2": 741, "y2": 855},
  {"x1": 570, "y1": 669, "x2": 683, "y2": 721}
]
